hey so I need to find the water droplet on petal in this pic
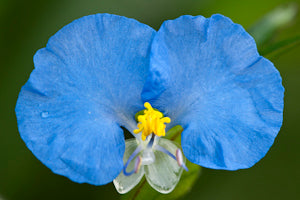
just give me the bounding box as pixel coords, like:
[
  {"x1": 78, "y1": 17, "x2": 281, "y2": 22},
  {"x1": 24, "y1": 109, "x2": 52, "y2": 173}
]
[{"x1": 41, "y1": 111, "x2": 49, "y2": 118}]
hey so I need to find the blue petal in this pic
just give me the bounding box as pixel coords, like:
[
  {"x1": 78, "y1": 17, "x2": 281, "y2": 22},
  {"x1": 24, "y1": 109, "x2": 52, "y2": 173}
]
[
  {"x1": 16, "y1": 14, "x2": 155, "y2": 184},
  {"x1": 142, "y1": 14, "x2": 284, "y2": 170}
]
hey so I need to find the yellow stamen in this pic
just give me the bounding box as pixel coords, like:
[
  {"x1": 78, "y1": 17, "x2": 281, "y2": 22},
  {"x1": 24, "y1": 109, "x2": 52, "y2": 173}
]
[{"x1": 134, "y1": 102, "x2": 171, "y2": 141}]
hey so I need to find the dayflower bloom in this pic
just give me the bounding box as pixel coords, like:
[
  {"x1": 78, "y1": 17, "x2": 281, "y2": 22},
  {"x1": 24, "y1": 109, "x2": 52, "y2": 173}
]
[{"x1": 15, "y1": 13, "x2": 284, "y2": 194}]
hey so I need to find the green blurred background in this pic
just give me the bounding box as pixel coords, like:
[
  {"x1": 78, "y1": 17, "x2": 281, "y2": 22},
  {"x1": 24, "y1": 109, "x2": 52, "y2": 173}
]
[{"x1": 0, "y1": 0, "x2": 299, "y2": 199}]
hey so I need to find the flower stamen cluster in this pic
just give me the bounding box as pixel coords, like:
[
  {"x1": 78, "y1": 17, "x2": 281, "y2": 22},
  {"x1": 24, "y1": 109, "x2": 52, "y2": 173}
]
[{"x1": 134, "y1": 102, "x2": 171, "y2": 140}]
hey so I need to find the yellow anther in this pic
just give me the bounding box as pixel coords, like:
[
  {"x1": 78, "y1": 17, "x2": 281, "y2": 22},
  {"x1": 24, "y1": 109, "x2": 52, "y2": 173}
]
[{"x1": 134, "y1": 102, "x2": 171, "y2": 141}]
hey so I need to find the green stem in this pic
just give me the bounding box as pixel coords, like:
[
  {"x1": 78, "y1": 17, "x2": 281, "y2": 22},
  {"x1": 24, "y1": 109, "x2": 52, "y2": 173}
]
[{"x1": 131, "y1": 179, "x2": 147, "y2": 200}]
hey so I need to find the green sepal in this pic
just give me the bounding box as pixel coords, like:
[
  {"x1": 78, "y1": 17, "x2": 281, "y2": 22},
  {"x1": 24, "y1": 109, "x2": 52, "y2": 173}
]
[{"x1": 164, "y1": 125, "x2": 183, "y2": 142}]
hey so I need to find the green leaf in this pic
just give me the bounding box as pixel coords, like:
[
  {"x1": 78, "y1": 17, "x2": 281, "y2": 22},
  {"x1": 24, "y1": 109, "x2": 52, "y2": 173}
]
[
  {"x1": 120, "y1": 161, "x2": 201, "y2": 200},
  {"x1": 260, "y1": 35, "x2": 300, "y2": 59},
  {"x1": 248, "y1": 3, "x2": 298, "y2": 46}
]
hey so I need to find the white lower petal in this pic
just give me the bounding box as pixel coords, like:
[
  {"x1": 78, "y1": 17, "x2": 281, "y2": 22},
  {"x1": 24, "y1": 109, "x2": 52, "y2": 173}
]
[
  {"x1": 144, "y1": 138, "x2": 185, "y2": 194},
  {"x1": 113, "y1": 138, "x2": 144, "y2": 194}
]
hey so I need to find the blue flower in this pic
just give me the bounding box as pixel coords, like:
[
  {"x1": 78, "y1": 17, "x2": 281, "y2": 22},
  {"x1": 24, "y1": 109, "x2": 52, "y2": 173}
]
[{"x1": 15, "y1": 13, "x2": 284, "y2": 193}]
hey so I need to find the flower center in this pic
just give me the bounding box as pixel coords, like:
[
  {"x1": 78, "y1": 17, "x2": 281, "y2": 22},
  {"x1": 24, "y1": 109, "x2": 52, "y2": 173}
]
[
  {"x1": 121, "y1": 104, "x2": 188, "y2": 176},
  {"x1": 133, "y1": 102, "x2": 171, "y2": 140},
  {"x1": 122, "y1": 134, "x2": 188, "y2": 176}
]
